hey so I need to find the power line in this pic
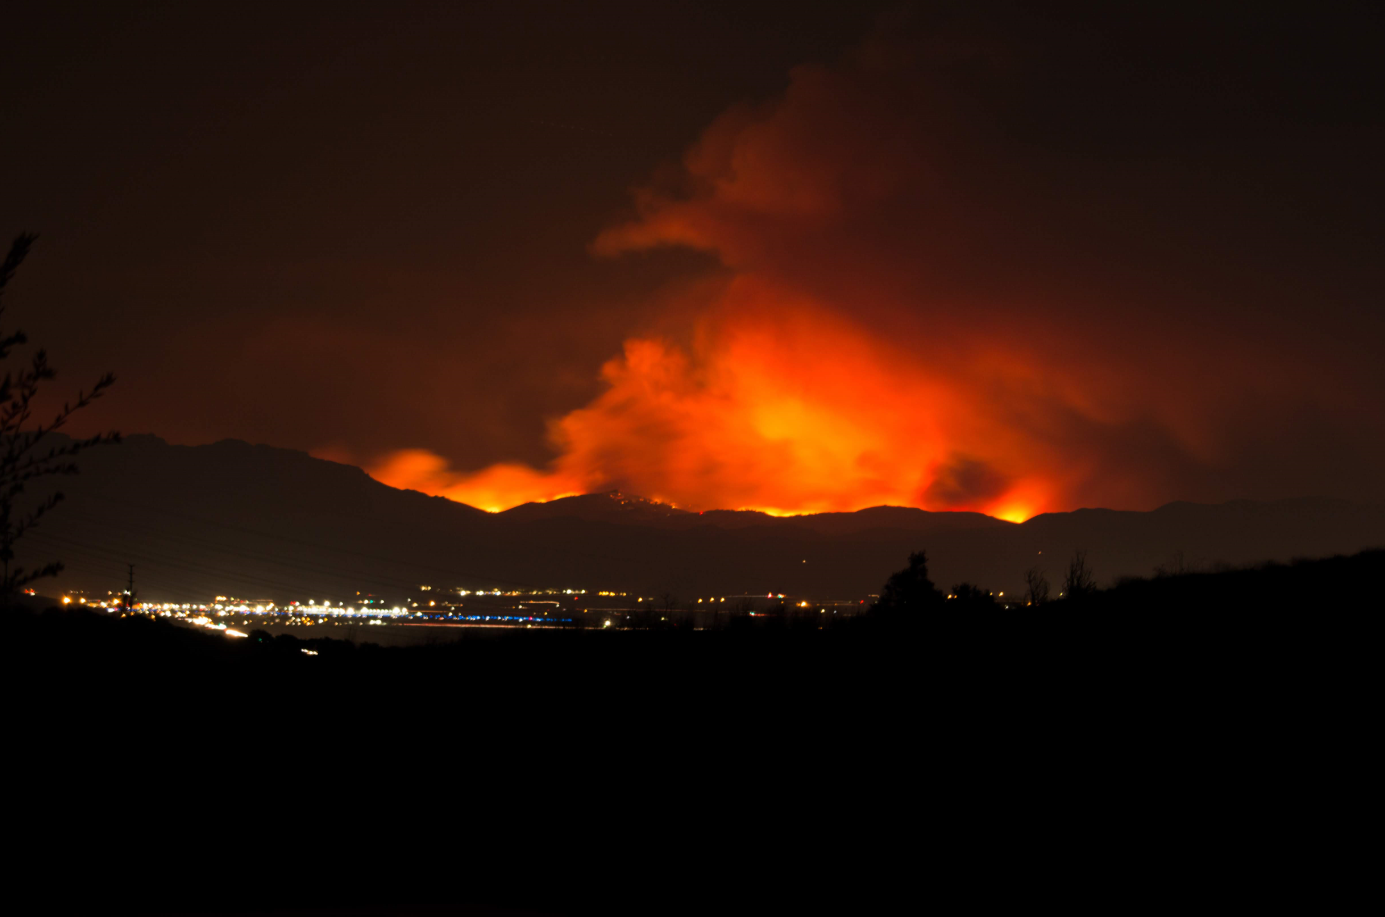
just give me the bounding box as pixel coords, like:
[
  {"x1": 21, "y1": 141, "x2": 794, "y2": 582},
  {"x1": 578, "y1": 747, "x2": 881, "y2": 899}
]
[
  {"x1": 53, "y1": 512, "x2": 446, "y2": 593},
  {"x1": 75, "y1": 492, "x2": 540, "y2": 588},
  {"x1": 20, "y1": 530, "x2": 378, "y2": 601},
  {"x1": 76, "y1": 488, "x2": 662, "y2": 582}
]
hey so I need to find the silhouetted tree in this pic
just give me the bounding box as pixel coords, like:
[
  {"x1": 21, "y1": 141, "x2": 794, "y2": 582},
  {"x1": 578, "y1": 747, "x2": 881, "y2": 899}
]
[
  {"x1": 1024, "y1": 568, "x2": 1050, "y2": 605},
  {"x1": 870, "y1": 551, "x2": 945, "y2": 622},
  {"x1": 1062, "y1": 549, "x2": 1096, "y2": 599},
  {"x1": 1154, "y1": 550, "x2": 1190, "y2": 578},
  {"x1": 0, "y1": 234, "x2": 118, "y2": 604}
]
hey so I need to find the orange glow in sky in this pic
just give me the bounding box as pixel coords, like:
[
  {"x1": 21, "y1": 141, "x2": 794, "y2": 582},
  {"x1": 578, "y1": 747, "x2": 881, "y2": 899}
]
[
  {"x1": 370, "y1": 287, "x2": 1063, "y2": 521},
  {"x1": 366, "y1": 34, "x2": 1330, "y2": 522}
]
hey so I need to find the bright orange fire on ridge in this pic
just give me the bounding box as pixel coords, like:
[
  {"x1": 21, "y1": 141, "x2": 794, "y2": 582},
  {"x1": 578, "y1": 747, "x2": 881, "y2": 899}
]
[
  {"x1": 371, "y1": 283, "x2": 1057, "y2": 520},
  {"x1": 368, "y1": 33, "x2": 1291, "y2": 521}
]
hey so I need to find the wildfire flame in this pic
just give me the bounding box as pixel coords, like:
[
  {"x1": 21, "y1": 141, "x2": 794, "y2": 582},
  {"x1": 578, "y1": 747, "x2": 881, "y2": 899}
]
[
  {"x1": 372, "y1": 282, "x2": 1061, "y2": 519},
  {"x1": 368, "y1": 30, "x2": 1341, "y2": 520}
]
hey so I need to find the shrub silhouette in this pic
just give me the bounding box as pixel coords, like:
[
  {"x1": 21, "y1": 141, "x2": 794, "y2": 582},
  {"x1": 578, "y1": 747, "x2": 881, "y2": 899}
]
[
  {"x1": 869, "y1": 550, "x2": 945, "y2": 623},
  {"x1": 1063, "y1": 549, "x2": 1097, "y2": 600}
]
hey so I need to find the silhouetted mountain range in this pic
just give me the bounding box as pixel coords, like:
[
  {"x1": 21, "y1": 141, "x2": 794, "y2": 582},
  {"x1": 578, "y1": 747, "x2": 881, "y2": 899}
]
[{"x1": 17, "y1": 435, "x2": 1385, "y2": 603}]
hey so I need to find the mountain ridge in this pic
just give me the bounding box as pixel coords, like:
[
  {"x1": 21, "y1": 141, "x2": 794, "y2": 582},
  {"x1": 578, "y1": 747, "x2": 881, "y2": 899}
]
[{"x1": 15, "y1": 434, "x2": 1384, "y2": 601}]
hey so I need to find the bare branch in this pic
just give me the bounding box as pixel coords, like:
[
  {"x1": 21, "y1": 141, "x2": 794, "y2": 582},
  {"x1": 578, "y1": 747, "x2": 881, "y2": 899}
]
[{"x1": 0, "y1": 233, "x2": 119, "y2": 604}]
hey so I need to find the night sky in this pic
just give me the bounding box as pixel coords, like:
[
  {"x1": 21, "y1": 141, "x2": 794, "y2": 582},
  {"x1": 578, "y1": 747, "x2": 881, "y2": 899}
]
[{"x1": 5, "y1": 2, "x2": 1382, "y2": 517}]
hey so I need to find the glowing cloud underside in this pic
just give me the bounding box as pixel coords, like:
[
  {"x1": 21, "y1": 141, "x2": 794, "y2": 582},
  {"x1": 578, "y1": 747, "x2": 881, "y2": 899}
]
[
  {"x1": 372, "y1": 291, "x2": 1055, "y2": 519},
  {"x1": 370, "y1": 32, "x2": 1339, "y2": 520}
]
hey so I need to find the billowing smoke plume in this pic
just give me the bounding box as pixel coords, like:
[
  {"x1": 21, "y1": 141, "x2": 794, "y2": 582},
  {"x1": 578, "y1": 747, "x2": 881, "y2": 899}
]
[{"x1": 372, "y1": 22, "x2": 1372, "y2": 517}]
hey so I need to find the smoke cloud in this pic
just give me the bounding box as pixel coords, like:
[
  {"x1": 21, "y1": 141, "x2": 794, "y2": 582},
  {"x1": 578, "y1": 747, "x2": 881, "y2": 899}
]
[{"x1": 372, "y1": 20, "x2": 1380, "y2": 517}]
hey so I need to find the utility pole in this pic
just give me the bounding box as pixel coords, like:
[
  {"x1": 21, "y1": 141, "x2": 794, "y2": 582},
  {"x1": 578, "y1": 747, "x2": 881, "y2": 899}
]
[{"x1": 123, "y1": 563, "x2": 136, "y2": 611}]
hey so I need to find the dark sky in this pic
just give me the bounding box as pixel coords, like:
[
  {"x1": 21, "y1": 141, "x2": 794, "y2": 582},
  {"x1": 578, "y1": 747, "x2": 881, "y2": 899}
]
[
  {"x1": 5, "y1": 2, "x2": 872, "y2": 458},
  {"x1": 4, "y1": 2, "x2": 1383, "y2": 513}
]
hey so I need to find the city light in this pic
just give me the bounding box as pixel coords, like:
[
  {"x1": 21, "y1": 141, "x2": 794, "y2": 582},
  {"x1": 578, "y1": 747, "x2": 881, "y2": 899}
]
[{"x1": 59, "y1": 578, "x2": 876, "y2": 640}]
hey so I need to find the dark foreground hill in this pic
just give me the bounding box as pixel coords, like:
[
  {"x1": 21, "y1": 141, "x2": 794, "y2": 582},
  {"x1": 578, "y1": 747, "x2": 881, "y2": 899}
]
[
  {"x1": 11, "y1": 551, "x2": 1378, "y2": 915},
  {"x1": 16, "y1": 434, "x2": 1385, "y2": 602}
]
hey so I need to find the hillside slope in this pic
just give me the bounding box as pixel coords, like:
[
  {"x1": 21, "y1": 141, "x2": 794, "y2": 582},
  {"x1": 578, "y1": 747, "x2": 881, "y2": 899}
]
[{"x1": 14, "y1": 435, "x2": 1385, "y2": 602}]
